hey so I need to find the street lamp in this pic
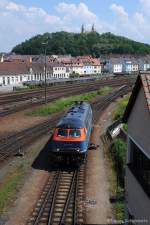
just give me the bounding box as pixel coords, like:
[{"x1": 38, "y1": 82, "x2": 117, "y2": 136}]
[{"x1": 42, "y1": 42, "x2": 48, "y2": 104}]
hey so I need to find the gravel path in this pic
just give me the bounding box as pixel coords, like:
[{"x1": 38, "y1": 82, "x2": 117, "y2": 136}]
[
  {"x1": 3, "y1": 103, "x2": 116, "y2": 225},
  {"x1": 85, "y1": 103, "x2": 115, "y2": 224},
  {"x1": 3, "y1": 135, "x2": 50, "y2": 225}
]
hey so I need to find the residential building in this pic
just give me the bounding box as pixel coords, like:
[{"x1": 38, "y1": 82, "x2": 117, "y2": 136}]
[
  {"x1": 144, "y1": 63, "x2": 150, "y2": 71},
  {"x1": 51, "y1": 63, "x2": 69, "y2": 79},
  {"x1": 123, "y1": 72, "x2": 150, "y2": 224},
  {"x1": 113, "y1": 64, "x2": 123, "y2": 73},
  {"x1": 0, "y1": 62, "x2": 31, "y2": 86},
  {"x1": 103, "y1": 55, "x2": 150, "y2": 74},
  {"x1": 0, "y1": 62, "x2": 52, "y2": 86},
  {"x1": 125, "y1": 61, "x2": 139, "y2": 73},
  {"x1": 71, "y1": 56, "x2": 101, "y2": 75}
]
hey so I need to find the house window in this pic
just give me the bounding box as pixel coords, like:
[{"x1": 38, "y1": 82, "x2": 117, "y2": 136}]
[
  {"x1": 128, "y1": 139, "x2": 150, "y2": 196},
  {"x1": 7, "y1": 77, "x2": 10, "y2": 85},
  {"x1": 2, "y1": 77, "x2": 5, "y2": 85}
]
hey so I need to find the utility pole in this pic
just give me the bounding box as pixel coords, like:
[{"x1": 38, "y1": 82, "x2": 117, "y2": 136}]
[{"x1": 42, "y1": 42, "x2": 48, "y2": 104}]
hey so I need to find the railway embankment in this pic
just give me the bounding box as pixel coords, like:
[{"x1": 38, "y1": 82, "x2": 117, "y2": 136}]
[
  {"x1": 86, "y1": 103, "x2": 116, "y2": 224},
  {"x1": 0, "y1": 135, "x2": 50, "y2": 225},
  {"x1": 0, "y1": 85, "x2": 131, "y2": 224},
  {"x1": 0, "y1": 78, "x2": 133, "y2": 117}
]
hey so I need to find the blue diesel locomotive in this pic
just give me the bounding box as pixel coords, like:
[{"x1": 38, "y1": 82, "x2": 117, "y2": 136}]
[{"x1": 50, "y1": 101, "x2": 93, "y2": 164}]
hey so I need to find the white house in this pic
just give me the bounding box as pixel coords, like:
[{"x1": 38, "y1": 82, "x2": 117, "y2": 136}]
[
  {"x1": 113, "y1": 64, "x2": 123, "y2": 73},
  {"x1": 131, "y1": 64, "x2": 139, "y2": 72},
  {"x1": 0, "y1": 62, "x2": 31, "y2": 86},
  {"x1": 51, "y1": 63, "x2": 69, "y2": 79},
  {"x1": 125, "y1": 61, "x2": 139, "y2": 73},
  {"x1": 0, "y1": 62, "x2": 53, "y2": 86},
  {"x1": 71, "y1": 57, "x2": 101, "y2": 76},
  {"x1": 144, "y1": 63, "x2": 150, "y2": 71}
]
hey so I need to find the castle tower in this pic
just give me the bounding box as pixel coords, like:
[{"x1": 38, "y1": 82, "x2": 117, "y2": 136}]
[{"x1": 81, "y1": 24, "x2": 85, "y2": 33}]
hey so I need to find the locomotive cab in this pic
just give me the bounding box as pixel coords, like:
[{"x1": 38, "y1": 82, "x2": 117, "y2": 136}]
[{"x1": 50, "y1": 101, "x2": 92, "y2": 164}]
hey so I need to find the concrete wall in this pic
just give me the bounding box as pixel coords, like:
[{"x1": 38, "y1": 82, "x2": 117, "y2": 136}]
[
  {"x1": 128, "y1": 87, "x2": 150, "y2": 157},
  {"x1": 126, "y1": 167, "x2": 150, "y2": 224},
  {"x1": 126, "y1": 86, "x2": 150, "y2": 224}
]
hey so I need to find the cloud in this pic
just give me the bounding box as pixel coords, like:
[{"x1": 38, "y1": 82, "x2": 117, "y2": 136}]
[
  {"x1": 0, "y1": 0, "x2": 150, "y2": 52},
  {"x1": 56, "y1": 2, "x2": 97, "y2": 22},
  {"x1": 55, "y1": 2, "x2": 109, "y2": 32},
  {"x1": 0, "y1": 1, "x2": 111, "y2": 51},
  {"x1": 140, "y1": 0, "x2": 150, "y2": 15},
  {"x1": 0, "y1": 1, "x2": 63, "y2": 51},
  {"x1": 109, "y1": 1, "x2": 150, "y2": 44},
  {"x1": 110, "y1": 3, "x2": 128, "y2": 23},
  {"x1": 134, "y1": 12, "x2": 145, "y2": 25}
]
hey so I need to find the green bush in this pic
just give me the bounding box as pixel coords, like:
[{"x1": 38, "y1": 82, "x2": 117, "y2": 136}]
[
  {"x1": 110, "y1": 138, "x2": 127, "y2": 187},
  {"x1": 97, "y1": 86, "x2": 112, "y2": 95},
  {"x1": 70, "y1": 72, "x2": 80, "y2": 78},
  {"x1": 28, "y1": 91, "x2": 97, "y2": 116},
  {"x1": 113, "y1": 96, "x2": 129, "y2": 120}
]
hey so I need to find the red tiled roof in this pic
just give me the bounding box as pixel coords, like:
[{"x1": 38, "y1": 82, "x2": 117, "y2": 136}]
[
  {"x1": 0, "y1": 62, "x2": 29, "y2": 75},
  {"x1": 0, "y1": 62, "x2": 51, "y2": 75},
  {"x1": 141, "y1": 74, "x2": 150, "y2": 111},
  {"x1": 123, "y1": 72, "x2": 150, "y2": 122}
]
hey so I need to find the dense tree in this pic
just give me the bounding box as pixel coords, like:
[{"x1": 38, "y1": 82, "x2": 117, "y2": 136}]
[{"x1": 11, "y1": 31, "x2": 150, "y2": 56}]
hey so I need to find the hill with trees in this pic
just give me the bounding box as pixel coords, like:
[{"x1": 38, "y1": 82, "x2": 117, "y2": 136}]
[{"x1": 12, "y1": 31, "x2": 150, "y2": 56}]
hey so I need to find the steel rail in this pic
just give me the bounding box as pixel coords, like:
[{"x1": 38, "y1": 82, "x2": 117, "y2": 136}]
[
  {"x1": 72, "y1": 170, "x2": 79, "y2": 225},
  {"x1": 0, "y1": 85, "x2": 131, "y2": 165},
  {"x1": 0, "y1": 79, "x2": 133, "y2": 117},
  {"x1": 59, "y1": 171, "x2": 77, "y2": 225},
  {"x1": 27, "y1": 170, "x2": 83, "y2": 225},
  {"x1": 32, "y1": 172, "x2": 61, "y2": 225},
  {"x1": 47, "y1": 172, "x2": 61, "y2": 225},
  {"x1": 0, "y1": 79, "x2": 134, "y2": 107}
]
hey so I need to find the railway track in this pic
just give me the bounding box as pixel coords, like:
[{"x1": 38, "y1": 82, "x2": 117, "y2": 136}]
[
  {"x1": 27, "y1": 167, "x2": 85, "y2": 225},
  {"x1": 24, "y1": 84, "x2": 131, "y2": 225},
  {"x1": 93, "y1": 85, "x2": 131, "y2": 122},
  {"x1": 0, "y1": 85, "x2": 131, "y2": 164},
  {"x1": 0, "y1": 84, "x2": 131, "y2": 225},
  {"x1": 0, "y1": 78, "x2": 133, "y2": 103},
  {"x1": 0, "y1": 78, "x2": 134, "y2": 117}
]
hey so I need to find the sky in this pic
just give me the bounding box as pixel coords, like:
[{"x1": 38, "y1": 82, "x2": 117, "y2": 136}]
[{"x1": 0, "y1": 0, "x2": 150, "y2": 52}]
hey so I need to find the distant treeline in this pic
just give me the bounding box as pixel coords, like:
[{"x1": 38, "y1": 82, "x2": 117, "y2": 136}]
[{"x1": 12, "y1": 31, "x2": 150, "y2": 56}]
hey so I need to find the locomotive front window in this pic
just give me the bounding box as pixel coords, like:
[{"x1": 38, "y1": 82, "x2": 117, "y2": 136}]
[
  {"x1": 69, "y1": 129, "x2": 81, "y2": 137},
  {"x1": 57, "y1": 129, "x2": 68, "y2": 137}
]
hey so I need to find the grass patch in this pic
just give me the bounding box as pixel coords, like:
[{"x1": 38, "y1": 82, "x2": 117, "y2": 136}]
[
  {"x1": 114, "y1": 202, "x2": 125, "y2": 220},
  {"x1": 28, "y1": 91, "x2": 97, "y2": 116},
  {"x1": 97, "y1": 86, "x2": 112, "y2": 95},
  {"x1": 104, "y1": 137, "x2": 127, "y2": 220},
  {"x1": 112, "y1": 96, "x2": 129, "y2": 121},
  {"x1": 0, "y1": 135, "x2": 49, "y2": 216},
  {"x1": 110, "y1": 138, "x2": 127, "y2": 187},
  {"x1": 110, "y1": 138, "x2": 127, "y2": 219},
  {"x1": 15, "y1": 85, "x2": 42, "y2": 92},
  {"x1": 28, "y1": 86, "x2": 113, "y2": 117},
  {"x1": 0, "y1": 161, "x2": 28, "y2": 214}
]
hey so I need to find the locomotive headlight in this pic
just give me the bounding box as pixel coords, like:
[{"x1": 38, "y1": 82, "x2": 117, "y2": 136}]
[
  {"x1": 56, "y1": 148, "x2": 60, "y2": 152},
  {"x1": 77, "y1": 149, "x2": 80, "y2": 152}
]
